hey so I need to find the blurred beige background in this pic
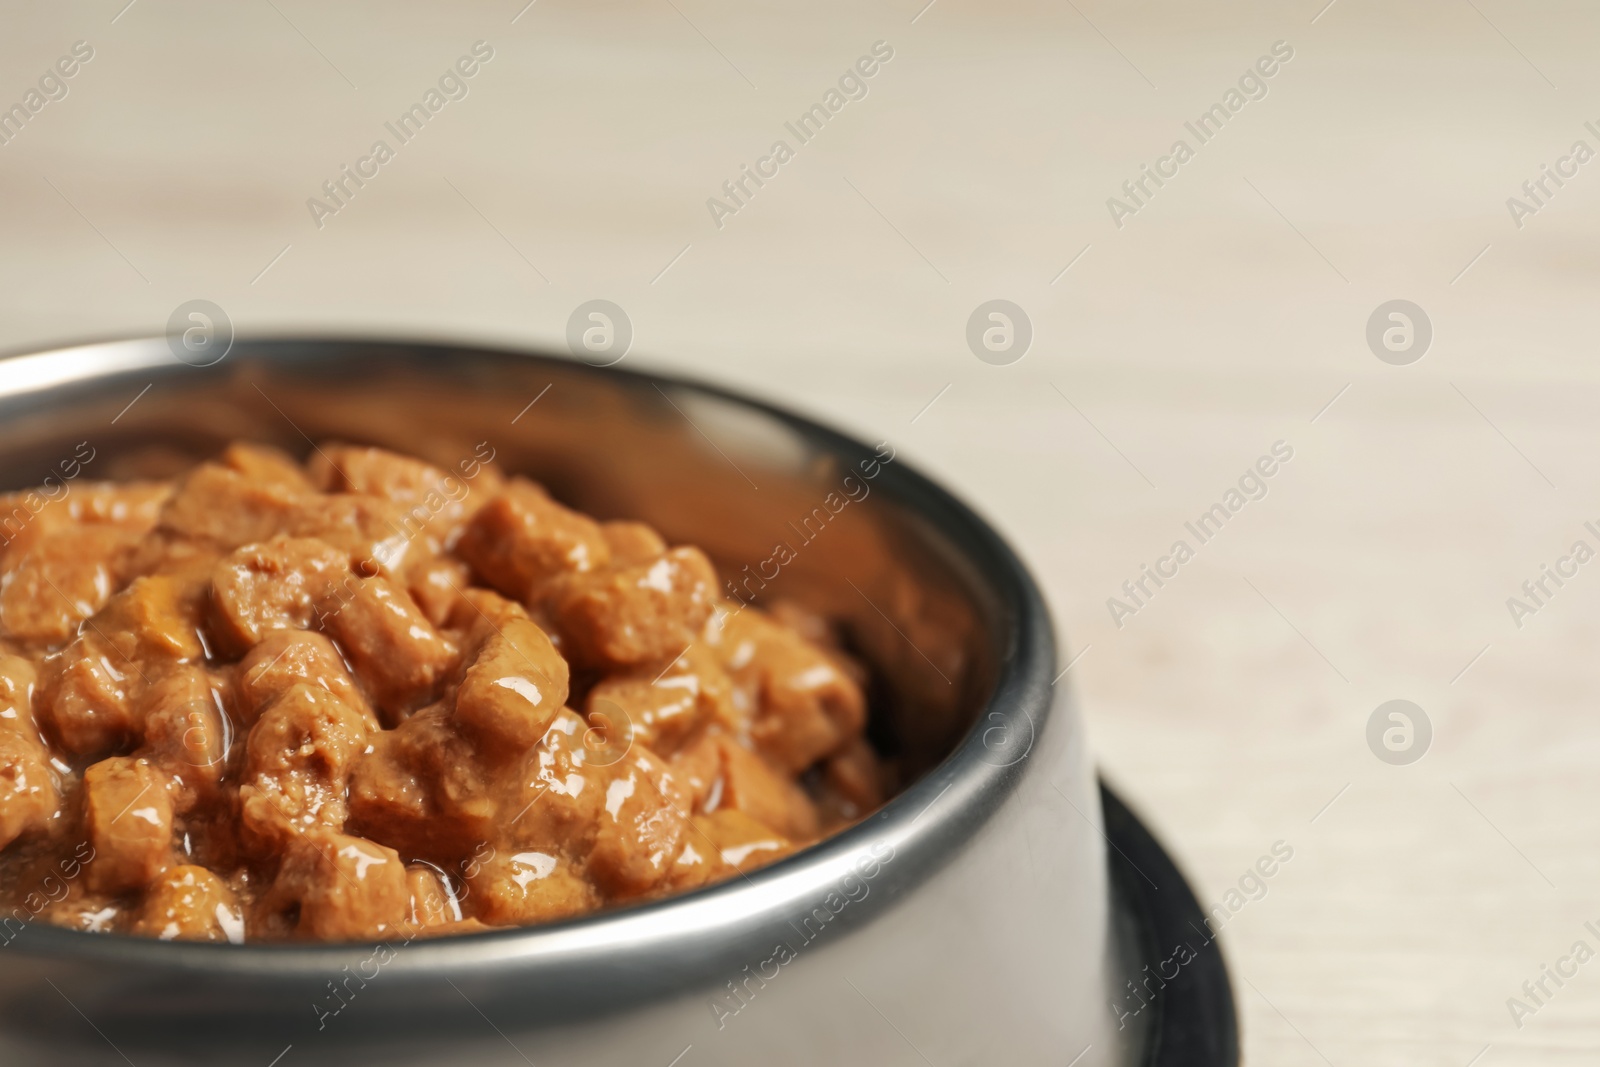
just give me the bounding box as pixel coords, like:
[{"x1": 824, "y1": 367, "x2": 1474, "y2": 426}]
[{"x1": 4, "y1": 0, "x2": 1600, "y2": 1062}]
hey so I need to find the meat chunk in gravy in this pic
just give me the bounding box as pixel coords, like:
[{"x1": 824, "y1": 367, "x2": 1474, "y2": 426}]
[
  {"x1": 82, "y1": 757, "x2": 174, "y2": 894},
  {"x1": 0, "y1": 656, "x2": 58, "y2": 850},
  {"x1": 456, "y1": 480, "x2": 610, "y2": 600},
  {"x1": 238, "y1": 683, "x2": 370, "y2": 847},
  {"x1": 549, "y1": 547, "x2": 719, "y2": 669},
  {"x1": 317, "y1": 576, "x2": 458, "y2": 724},
  {"x1": 131, "y1": 865, "x2": 243, "y2": 942},
  {"x1": 210, "y1": 537, "x2": 347, "y2": 654},
  {"x1": 0, "y1": 445, "x2": 886, "y2": 942}
]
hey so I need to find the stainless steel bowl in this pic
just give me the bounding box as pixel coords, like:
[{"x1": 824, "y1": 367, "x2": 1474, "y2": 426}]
[{"x1": 0, "y1": 337, "x2": 1123, "y2": 1066}]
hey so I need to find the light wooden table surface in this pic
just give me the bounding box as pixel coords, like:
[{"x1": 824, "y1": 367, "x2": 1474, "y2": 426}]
[{"x1": 4, "y1": 1, "x2": 1599, "y2": 1062}]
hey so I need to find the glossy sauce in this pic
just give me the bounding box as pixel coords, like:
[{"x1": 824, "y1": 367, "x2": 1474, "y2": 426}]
[{"x1": 0, "y1": 442, "x2": 886, "y2": 942}]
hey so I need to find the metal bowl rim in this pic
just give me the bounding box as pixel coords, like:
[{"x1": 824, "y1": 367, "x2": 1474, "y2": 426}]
[{"x1": 0, "y1": 333, "x2": 1059, "y2": 976}]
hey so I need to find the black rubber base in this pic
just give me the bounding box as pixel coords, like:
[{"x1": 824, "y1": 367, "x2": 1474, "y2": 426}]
[{"x1": 1101, "y1": 782, "x2": 1239, "y2": 1067}]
